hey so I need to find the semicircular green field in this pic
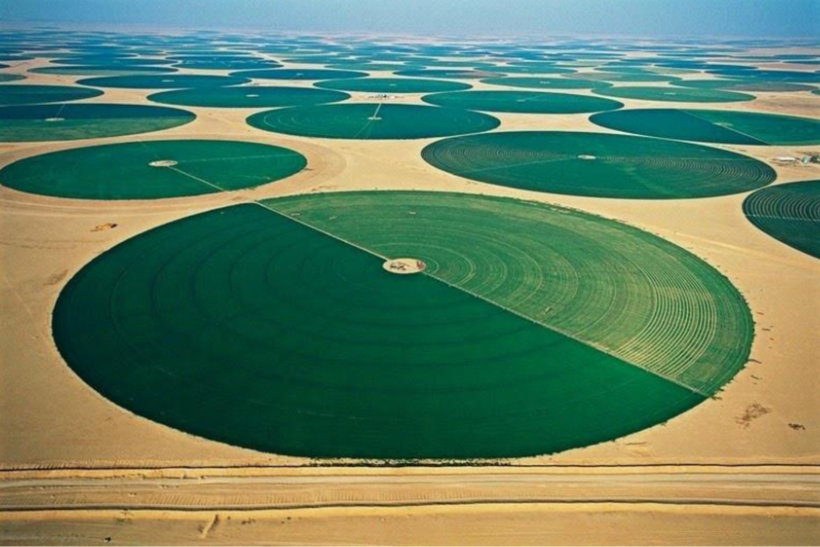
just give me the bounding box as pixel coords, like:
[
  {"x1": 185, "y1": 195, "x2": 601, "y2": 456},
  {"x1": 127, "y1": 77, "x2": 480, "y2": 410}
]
[
  {"x1": 76, "y1": 74, "x2": 249, "y2": 89},
  {"x1": 315, "y1": 77, "x2": 471, "y2": 94},
  {"x1": 231, "y1": 68, "x2": 368, "y2": 80},
  {"x1": 743, "y1": 180, "x2": 820, "y2": 258},
  {"x1": 421, "y1": 90, "x2": 623, "y2": 114},
  {"x1": 53, "y1": 191, "x2": 752, "y2": 459},
  {"x1": 148, "y1": 86, "x2": 350, "y2": 108},
  {"x1": 0, "y1": 73, "x2": 26, "y2": 83},
  {"x1": 0, "y1": 103, "x2": 196, "y2": 142},
  {"x1": 672, "y1": 79, "x2": 816, "y2": 93},
  {"x1": 594, "y1": 86, "x2": 755, "y2": 103},
  {"x1": 29, "y1": 65, "x2": 179, "y2": 76},
  {"x1": 0, "y1": 139, "x2": 306, "y2": 199},
  {"x1": 422, "y1": 131, "x2": 775, "y2": 199},
  {"x1": 0, "y1": 84, "x2": 103, "y2": 106},
  {"x1": 590, "y1": 109, "x2": 820, "y2": 145},
  {"x1": 576, "y1": 72, "x2": 680, "y2": 83},
  {"x1": 393, "y1": 68, "x2": 501, "y2": 79},
  {"x1": 247, "y1": 103, "x2": 500, "y2": 140},
  {"x1": 481, "y1": 77, "x2": 612, "y2": 90}
]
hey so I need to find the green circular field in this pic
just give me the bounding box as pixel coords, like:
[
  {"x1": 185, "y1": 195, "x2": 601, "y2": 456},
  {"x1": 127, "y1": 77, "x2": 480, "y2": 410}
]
[
  {"x1": 0, "y1": 140, "x2": 306, "y2": 199},
  {"x1": 0, "y1": 84, "x2": 103, "y2": 105},
  {"x1": 53, "y1": 191, "x2": 752, "y2": 458},
  {"x1": 247, "y1": 103, "x2": 500, "y2": 140},
  {"x1": 421, "y1": 90, "x2": 623, "y2": 114},
  {"x1": 672, "y1": 79, "x2": 816, "y2": 93},
  {"x1": 576, "y1": 72, "x2": 680, "y2": 83},
  {"x1": 743, "y1": 180, "x2": 820, "y2": 258},
  {"x1": 594, "y1": 86, "x2": 755, "y2": 103},
  {"x1": 231, "y1": 68, "x2": 368, "y2": 80},
  {"x1": 148, "y1": 86, "x2": 350, "y2": 108},
  {"x1": 591, "y1": 109, "x2": 820, "y2": 145},
  {"x1": 315, "y1": 77, "x2": 471, "y2": 94},
  {"x1": 481, "y1": 77, "x2": 612, "y2": 90},
  {"x1": 76, "y1": 74, "x2": 249, "y2": 89},
  {"x1": 0, "y1": 103, "x2": 195, "y2": 142},
  {"x1": 422, "y1": 131, "x2": 775, "y2": 199},
  {"x1": 393, "y1": 69, "x2": 500, "y2": 79},
  {"x1": 0, "y1": 73, "x2": 26, "y2": 83},
  {"x1": 29, "y1": 65, "x2": 179, "y2": 76}
]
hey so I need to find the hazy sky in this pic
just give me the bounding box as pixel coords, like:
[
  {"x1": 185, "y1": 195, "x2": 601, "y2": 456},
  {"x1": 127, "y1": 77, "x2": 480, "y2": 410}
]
[{"x1": 2, "y1": 0, "x2": 818, "y2": 37}]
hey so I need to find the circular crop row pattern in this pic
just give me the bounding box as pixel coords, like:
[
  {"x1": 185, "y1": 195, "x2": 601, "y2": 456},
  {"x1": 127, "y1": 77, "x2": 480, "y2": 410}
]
[
  {"x1": 0, "y1": 103, "x2": 195, "y2": 142},
  {"x1": 422, "y1": 131, "x2": 776, "y2": 199},
  {"x1": 591, "y1": 109, "x2": 820, "y2": 145},
  {"x1": 743, "y1": 180, "x2": 820, "y2": 258},
  {"x1": 247, "y1": 103, "x2": 500, "y2": 140},
  {"x1": 53, "y1": 191, "x2": 752, "y2": 459},
  {"x1": 0, "y1": 140, "x2": 306, "y2": 199},
  {"x1": 421, "y1": 90, "x2": 623, "y2": 114}
]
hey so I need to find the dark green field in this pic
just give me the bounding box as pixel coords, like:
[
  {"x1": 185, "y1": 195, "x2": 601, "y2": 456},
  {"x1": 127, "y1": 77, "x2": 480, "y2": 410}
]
[
  {"x1": 52, "y1": 192, "x2": 753, "y2": 459},
  {"x1": 76, "y1": 74, "x2": 249, "y2": 89},
  {"x1": 148, "y1": 86, "x2": 350, "y2": 108},
  {"x1": 247, "y1": 103, "x2": 500, "y2": 139},
  {"x1": 0, "y1": 103, "x2": 195, "y2": 142},
  {"x1": 422, "y1": 131, "x2": 776, "y2": 199},
  {"x1": 743, "y1": 180, "x2": 820, "y2": 258},
  {"x1": 594, "y1": 86, "x2": 755, "y2": 102},
  {"x1": 591, "y1": 109, "x2": 820, "y2": 145},
  {"x1": 421, "y1": 90, "x2": 623, "y2": 114},
  {"x1": 315, "y1": 77, "x2": 471, "y2": 94},
  {"x1": 0, "y1": 84, "x2": 103, "y2": 106},
  {"x1": 0, "y1": 140, "x2": 306, "y2": 199}
]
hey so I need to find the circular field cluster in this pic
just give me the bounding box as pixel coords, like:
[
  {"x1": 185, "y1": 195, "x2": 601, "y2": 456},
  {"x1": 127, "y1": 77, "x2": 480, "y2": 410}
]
[
  {"x1": 0, "y1": 84, "x2": 103, "y2": 106},
  {"x1": 247, "y1": 103, "x2": 500, "y2": 140},
  {"x1": 0, "y1": 103, "x2": 195, "y2": 142},
  {"x1": 149, "y1": 86, "x2": 350, "y2": 108},
  {"x1": 421, "y1": 90, "x2": 623, "y2": 114},
  {"x1": 393, "y1": 68, "x2": 501, "y2": 79},
  {"x1": 53, "y1": 191, "x2": 752, "y2": 458},
  {"x1": 315, "y1": 77, "x2": 471, "y2": 94},
  {"x1": 76, "y1": 74, "x2": 249, "y2": 89},
  {"x1": 421, "y1": 131, "x2": 776, "y2": 199},
  {"x1": 0, "y1": 140, "x2": 306, "y2": 199},
  {"x1": 591, "y1": 109, "x2": 820, "y2": 145},
  {"x1": 594, "y1": 86, "x2": 755, "y2": 103},
  {"x1": 743, "y1": 180, "x2": 820, "y2": 258},
  {"x1": 30, "y1": 65, "x2": 178, "y2": 76}
]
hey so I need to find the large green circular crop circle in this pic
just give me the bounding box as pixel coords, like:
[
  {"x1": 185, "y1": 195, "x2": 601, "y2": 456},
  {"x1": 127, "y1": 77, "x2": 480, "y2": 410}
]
[
  {"x1": 0, "y1": 103, "x2": 195, "y2": 142},
  {"x1": 421, "y1": 90, "x2": 623, "y2": 114},
  {"x1": 0, "y1": 84, "x2": 103, "y2": 105},
  {"x1": 247, "y1": 103, "x2": 500, "y2": 140},
  {"x1": 53, "y1": 191, "x2": 752, "y2": 458},
  {"x1": 743, "y1": 180, "x2": 820, "y2": 258},
  {"x1": 76, "y1": 74, "x2": 249, "y2": 89},
  {"x1": 148, "y1": 86, "x2": 350, "y2": 108},
  {"x1": 422, "y1": 131, "x2": 775, "y2": 199},
  {"x1": 591, "y1": 108, "x2": 820, "y2": 145},
  {"x1": 594, "y1": 86, "x2": 754, "y2": 103},
  {"x1": 315, "y1": 77, "x2": 471, "y2": 93},
  {"x1": 0, "y1": 140, "x2": 306, "y2": 200}
]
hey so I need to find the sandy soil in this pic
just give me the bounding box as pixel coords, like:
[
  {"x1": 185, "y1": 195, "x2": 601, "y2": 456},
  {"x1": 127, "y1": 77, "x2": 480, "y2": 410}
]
[{"x1": 1, "y1": 37, "x2": 818, "y2": 544}]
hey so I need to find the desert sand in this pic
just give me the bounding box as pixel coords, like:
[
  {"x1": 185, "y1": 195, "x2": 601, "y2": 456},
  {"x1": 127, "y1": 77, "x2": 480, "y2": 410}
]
[{"x1": 0, "y1": 37, "x2": 818, "y2": 544}]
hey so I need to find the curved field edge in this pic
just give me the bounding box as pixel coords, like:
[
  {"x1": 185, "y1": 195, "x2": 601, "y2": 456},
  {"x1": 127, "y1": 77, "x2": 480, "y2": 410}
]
[
  {"x1": 743, "y1": 180, "x2": 820, "y2": 259},
  {"x1": 263, "y1": 191, "x2": 754, "y2": 395},
  {"x1": 51, "y1": 201, "x2": 703, "y2": 459}
]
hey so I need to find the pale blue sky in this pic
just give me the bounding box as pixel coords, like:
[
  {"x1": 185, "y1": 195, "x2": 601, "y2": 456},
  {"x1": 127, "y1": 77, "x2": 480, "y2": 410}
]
[{"x1": 2, "y1": 0, "x2": 818, "y2": 37}]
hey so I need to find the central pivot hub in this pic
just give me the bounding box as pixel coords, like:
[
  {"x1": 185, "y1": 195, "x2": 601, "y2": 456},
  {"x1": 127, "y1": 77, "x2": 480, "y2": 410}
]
[{"x1": 383, "y1": 258, "x2": 426, "y2": 275}]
